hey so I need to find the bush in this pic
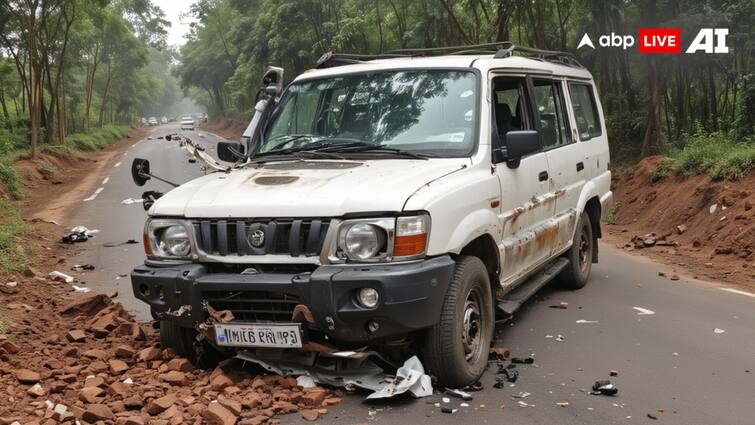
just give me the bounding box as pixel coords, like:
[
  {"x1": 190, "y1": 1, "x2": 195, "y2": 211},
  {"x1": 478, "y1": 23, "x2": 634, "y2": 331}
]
[
  {"x1": 0, "y1": 197, "x2": 28, "y2": 273},
  {"x1": 0, "y1": 161, "x2": 23, "y2": 199},
  {"x1": 651, "y1": 158, "x2": 674, "y2": 182},
  {"x1": 672, "y1": 131, "x2": 755, "y2": 180}
]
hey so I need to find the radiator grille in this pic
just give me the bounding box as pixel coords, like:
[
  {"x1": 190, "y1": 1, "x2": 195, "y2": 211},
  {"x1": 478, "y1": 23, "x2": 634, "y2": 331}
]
[
  {"x1": 203, "y1": 290, "x2": 300, "y2": 322},
  {"x1": 191, "y1": 219, "x2": 330, "y2": 257}
]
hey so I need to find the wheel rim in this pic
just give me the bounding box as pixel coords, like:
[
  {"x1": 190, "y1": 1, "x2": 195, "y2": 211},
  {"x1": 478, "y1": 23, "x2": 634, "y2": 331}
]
[
  {"x1": 462, "y1": 288, "x2": 483, "y2": 363},
  {"x1": 578, "y1": 226, "x2": 591, "y2": 272}
]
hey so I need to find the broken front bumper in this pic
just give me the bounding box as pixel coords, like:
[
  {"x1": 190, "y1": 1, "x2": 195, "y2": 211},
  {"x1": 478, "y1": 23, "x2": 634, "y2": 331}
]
[{"x1": 130, "y1": 256, "x2": 455, "y2": 343}]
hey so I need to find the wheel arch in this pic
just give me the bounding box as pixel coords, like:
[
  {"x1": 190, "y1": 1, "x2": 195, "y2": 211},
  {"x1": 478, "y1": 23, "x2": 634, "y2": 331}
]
[
  {"x1": 458, "y1": 233, "x2": 500, "y2": 298},
  {"x1": 583, "y1": 196, "x2": 601, "y2": 262}
]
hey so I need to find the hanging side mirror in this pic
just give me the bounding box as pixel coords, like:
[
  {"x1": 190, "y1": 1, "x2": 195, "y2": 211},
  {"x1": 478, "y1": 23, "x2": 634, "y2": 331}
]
[
  {"x1": 131, "y1": 158, "x2": 151, "y2": 186},
  {"x1": 217, "y1": 142, "x2": 245, "y2": 162},
  {"x1": 262, "y1": 66, "x2": 284, "y2": 96},
  {"x1": 502, "y1": 130, "x2": 541, "y2": 169}
]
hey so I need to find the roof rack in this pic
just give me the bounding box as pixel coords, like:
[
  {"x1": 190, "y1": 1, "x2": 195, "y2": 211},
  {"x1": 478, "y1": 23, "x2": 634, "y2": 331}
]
[{"x1": 315, "y1": 42, "x2": 583, "y2": 69}]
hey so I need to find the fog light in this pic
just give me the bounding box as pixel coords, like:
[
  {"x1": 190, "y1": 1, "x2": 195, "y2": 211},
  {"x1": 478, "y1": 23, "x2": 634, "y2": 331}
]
[
  {"x1": 157, "y1": 286, "x2": 165, "y2": 301},
  {"x1": 367, "y1": 320, "x2": 380, "y2": 333},
  {"x1": 357, "y1": 288, "x2": 379, "y2": 308},
  {"x1": 139, "y1": 284, "x2": 150, "y2": 297}
]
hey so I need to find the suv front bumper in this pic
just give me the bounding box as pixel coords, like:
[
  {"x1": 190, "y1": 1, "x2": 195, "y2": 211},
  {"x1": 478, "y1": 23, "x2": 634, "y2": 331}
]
[{"x1": 131, "y1": 256, "x2": 455, "y2": 343}]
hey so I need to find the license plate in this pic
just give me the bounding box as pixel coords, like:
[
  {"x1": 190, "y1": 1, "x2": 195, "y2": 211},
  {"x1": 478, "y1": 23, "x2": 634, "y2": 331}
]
[{"x1": 213, "y1": 323, "x2": 303, "y2": 348}]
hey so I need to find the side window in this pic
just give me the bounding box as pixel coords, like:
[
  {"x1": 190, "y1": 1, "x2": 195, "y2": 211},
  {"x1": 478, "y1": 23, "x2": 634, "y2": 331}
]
[
  {"x1": 492, "y1": 76, "x2": 530, "y2": 137},
  {"x1": 532, "y1": 79, "x2": 570, "y2": 149},
  {"x1": 568, "y1": 83, "x2": 602, "y2": 140}
]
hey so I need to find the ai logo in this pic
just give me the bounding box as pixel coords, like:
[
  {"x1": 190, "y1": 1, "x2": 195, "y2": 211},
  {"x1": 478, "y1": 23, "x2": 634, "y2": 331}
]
[
  {"x1": 685, "y1": 28, "x2": 729, "y2": 53},
  {"x1": 577, "y1": 28, "x2": 729, "y2": 54}
]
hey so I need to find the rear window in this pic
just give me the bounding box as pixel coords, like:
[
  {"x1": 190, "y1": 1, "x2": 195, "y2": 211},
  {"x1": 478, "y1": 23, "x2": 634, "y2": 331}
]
[{"x1": 568, "y1": 83, "x2": 601, "y2": 140}]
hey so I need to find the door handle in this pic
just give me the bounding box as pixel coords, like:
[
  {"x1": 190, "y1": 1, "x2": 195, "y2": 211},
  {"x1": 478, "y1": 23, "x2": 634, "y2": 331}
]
[
  {"x1": 576, "y1": 162, "x2": 584, "y2": 172},
  {"x1": 538, "y1": 171, "x2": 548, "y2": 182}
]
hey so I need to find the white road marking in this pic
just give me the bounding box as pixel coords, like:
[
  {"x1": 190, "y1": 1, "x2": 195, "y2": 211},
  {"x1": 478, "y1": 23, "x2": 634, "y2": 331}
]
[
  {"x1": 113, "y1": 162, "x2": 121, "y2": 168},
  {"x1": 102, "y1": 177, "x2": 109, "y2": 185},
  {"x1": 720, "y1": 287, "x2": 755, "y2": 298},
  {"x1": 633, "y1": 306, "x2": 655, "y2": 315},
  {"x1": 83, "y1": 187, "x2": 104, "y2": 202}
]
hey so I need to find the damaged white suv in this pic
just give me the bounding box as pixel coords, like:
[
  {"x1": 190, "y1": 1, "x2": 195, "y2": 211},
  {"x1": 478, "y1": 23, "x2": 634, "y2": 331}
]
[{"x1": 131, "y1": 43, "x2": 613, "y2": 387}]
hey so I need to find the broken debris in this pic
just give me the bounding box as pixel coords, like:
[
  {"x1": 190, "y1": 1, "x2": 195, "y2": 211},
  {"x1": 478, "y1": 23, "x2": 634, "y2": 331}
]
[
  {"x1": 511, "y1": 357, "x2": 535, "y2": 364},
  {"x1": 49, "y1": 271, "x2": 74, "y2": 283},
  {"x1": 61, "y1": 226, "x2": 99, "y2": 244},
  {"x1": 591, "y1": 380, "x2": 619, "y2": 396}
]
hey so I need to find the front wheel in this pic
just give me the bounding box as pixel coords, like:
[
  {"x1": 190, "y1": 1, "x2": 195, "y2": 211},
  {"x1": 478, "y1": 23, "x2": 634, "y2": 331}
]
[
  {"x1": 423, "y1": 256, "x2": 494, "y2": 387},
  {"x1": 558, "y1": 211, "x2": 594, "y2": 289}
]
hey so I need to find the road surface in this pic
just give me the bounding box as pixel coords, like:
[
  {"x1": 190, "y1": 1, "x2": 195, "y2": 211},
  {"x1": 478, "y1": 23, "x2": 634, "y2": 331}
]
[{"x1": 64, "y1": 123, "x2": 755, "y2": 425}]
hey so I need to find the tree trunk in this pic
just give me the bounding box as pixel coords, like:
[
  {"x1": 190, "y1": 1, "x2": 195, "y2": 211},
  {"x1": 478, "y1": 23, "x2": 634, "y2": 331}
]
[{"x1": 641, "y1": 57, "x2": 664, "y2": 157}]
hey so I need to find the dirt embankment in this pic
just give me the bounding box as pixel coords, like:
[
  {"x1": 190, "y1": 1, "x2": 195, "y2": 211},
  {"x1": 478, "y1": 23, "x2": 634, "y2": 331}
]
[
  {"x1": 606, "y1": 156, "x2": 754, "y2": 289},
  {"x1": 200, "y1": 119, "x2": 246, "y2": 141}
]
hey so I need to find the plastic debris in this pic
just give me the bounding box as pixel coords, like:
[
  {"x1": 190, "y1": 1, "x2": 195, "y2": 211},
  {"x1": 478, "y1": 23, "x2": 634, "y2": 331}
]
[
  {"x1": 71, "y1": 264, "x2": 95, "y2": 271},
  {"x1": 556, "y1": 334, "x2": 565, "y2": 342},
  {"x1": 6, "y1": 281, "x2": 17, "y2": 288},
  {"x1": 459, "y1": 381, "x2": 484, "y2": 392},
  {"x1": 296, "y1": 375, "x2": 316, "y2": 388},
  {"x1": 576, "y1": 319, "x2": 599, "y2": 324},
  {"x1": 591, "y1": 380, "x2": 618, "y2": 396},
  {"x1": 460, "y1": 402, "x2": 469, "y2": 408},
  {"x1": 633, "y1": 306, "x2": 655, "y2": 315},
  {"x1": 61, "y1": 226, "x2": 99, "y2": 244},
  {"x1": 72, "y1": 285, "x2": 91, "y2": 293},
  {"x1": 121, "y1": 198, "x2": 144, "y2": 205},
  {"x1": 440, "y1": 406, "x2": 455, "y2": 414},
  {"x1": 103, "y1": 239, "x2": 139, "y2": 247},
  {"x1": 713, "y1": 328, "x2": 725, "y2": 334},
  {"x1": 511, "y1": 357, "x2": 534, "y2": 364},
  {"x1": 610, "y1": 369, "x2": 619, "y2": 376},
  {"x1": 556, "y1": 402, "x2": 569, "y2": 407},
  {"x1": 511, "y1": 391, "x2": 531, "y2": 399},
  {"x1": 647, "y1": 413, "x2": 658, "y2": 420},
  {"x1": 549, "y1": 302, "x2": 568, "y2": 309},
  {"x1": 444, "y1": 388, "x2": 473, "y2": 401},
  {"x1": 49, "y1": 271, "x2": 74, "y2": 283},
  {"x1": 517, "y1": 401, "x2": 534, "y2": 408},
  {"x1": 489, "y1": 347, "x2": 510, "y2": 359}
]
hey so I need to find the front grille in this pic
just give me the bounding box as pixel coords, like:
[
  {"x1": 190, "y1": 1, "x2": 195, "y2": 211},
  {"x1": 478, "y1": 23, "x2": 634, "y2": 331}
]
[
  {"x1": 203, "y1": 290, "x2": 301, "y2": 322},
  {"x1": 192, "y1": 219, "x2": 330, "y2": 257}
]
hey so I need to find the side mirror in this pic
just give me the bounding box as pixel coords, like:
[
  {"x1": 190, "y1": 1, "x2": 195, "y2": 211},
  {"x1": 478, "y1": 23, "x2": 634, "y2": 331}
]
[
  {"x1": 131, "y1": 158, "x2": 151, "y2": 186},
  {"x1": 217, "y1": 142, "x2": 245, "y2": 162},
  {"x1": 503, "y1": 130, "x2": 541, "y2": 168},
  {"x1": 262, "y1": 66, "x2": 284, "y2": 96}
]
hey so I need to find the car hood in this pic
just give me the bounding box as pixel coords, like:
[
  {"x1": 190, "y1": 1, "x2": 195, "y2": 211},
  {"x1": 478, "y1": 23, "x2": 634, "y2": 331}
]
[{"x1": 151, "y1": 158, "x2": 469, "y2": 218}]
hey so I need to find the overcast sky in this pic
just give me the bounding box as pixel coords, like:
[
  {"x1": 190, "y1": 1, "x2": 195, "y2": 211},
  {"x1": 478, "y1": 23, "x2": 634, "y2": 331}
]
[{"x1": 153, "y1": 0, "x2": 195, "y2": 47}]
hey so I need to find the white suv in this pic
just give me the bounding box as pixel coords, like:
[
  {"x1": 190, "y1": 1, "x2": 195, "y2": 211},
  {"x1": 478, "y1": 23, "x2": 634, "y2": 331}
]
[{"x1": 131, "y1": 43, "x2": 613, "y2": 386}]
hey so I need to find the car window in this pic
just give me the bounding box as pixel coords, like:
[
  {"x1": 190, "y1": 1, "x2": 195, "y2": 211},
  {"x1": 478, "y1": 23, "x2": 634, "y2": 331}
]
[
  {"x1": 532, "y1": 80, "x2": 570, "y2": 149},
  {"x1": 492, "y1": 77, "x2": 529, "y2": 135},
  {"x1": 568, "y1": 83, "x2": 602, "y2": 140}
]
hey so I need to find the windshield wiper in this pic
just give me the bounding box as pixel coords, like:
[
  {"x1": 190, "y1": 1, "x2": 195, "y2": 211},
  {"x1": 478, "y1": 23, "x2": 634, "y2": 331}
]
[
  {"x1": 316, "y1": 142, "x2": 431, "y2": 160},
  {"x1": 256, "y1": 138, "x2": 364, "y2": 157}
]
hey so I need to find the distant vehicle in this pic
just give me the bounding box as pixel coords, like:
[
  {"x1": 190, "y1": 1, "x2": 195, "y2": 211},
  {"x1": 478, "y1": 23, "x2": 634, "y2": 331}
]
[
  {"x1": 140, "y1": 117, "x2": 147, "y2": 126},
  {"x1": 147, "y1": 117, "x2": 158, "y2": 126},
  {"x1": 161, "y1": 116, "x2": 168, "y2": 124},
  {"x1": 180, "y1": 116, "x2": 195, "y2": 131},
  {"x1": 168, "y1": 117, "x2": 176, "y2": 122},
  {"x1": 194, "y1": 112, "x2": 208, "y2": 123}
]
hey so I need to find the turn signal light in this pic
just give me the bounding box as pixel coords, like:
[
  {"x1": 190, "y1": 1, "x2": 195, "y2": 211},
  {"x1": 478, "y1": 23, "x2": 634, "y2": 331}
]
[
  {"x1": 143, "y1": 232, "x2": 153, "y2": 256},
  {"x1": 393, "y1": 233, "x2": 427, "y2": 257}
]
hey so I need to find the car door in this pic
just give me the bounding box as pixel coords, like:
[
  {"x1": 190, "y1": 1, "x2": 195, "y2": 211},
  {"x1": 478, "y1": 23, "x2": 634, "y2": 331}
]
[
  {"x1": 534, "y1": 78, "x2": 584, "y2": 255},
  {"x1": 492, "y1": 75, "x2": 555, "y2": 287}
]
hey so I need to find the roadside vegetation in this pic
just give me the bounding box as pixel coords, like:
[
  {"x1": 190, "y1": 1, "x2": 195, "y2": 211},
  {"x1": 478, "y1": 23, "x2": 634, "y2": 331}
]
[{"x1": 651, "y1": 131, "x2": 755, "y2": 181}]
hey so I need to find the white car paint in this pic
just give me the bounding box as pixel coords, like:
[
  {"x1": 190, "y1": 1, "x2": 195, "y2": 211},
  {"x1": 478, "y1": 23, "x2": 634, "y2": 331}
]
[{"x1": 148, "y1": 53, "x2": 613, "y2": 295}]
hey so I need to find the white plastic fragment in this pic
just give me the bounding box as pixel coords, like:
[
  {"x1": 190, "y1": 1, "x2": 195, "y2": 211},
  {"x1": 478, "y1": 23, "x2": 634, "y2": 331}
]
[
  {"x1": 442, "y1": 397, "x2": 450, "y2": 403},
  {"x1": 6, "y1": 281, "x2": 17, "y2": 287},
  {"x1": 709, "y1": 204, "x2": 718, "y2": 214},
  {"x1": 123, "y1": 378, "x2": 134, "y2": 384},
  {"x1": 633, "y1": 306, "x2": 655, "y2": 315},
  {"x1": 713, "y1": 328, "x2": 725, "y2": 334},
  {"x1": 72, "y1": 285, "x2": 91, "y2": 293},
  {"x1": 49, "y1": 271, "x2": 74, "y2": 283},
  {"x1": 576, "y1": 319, "x2": 599, "y2": 324},
  {"x1": 296, "y1": 375, "x2": 316, "y2": 388},
  {"x1": 556, "y1": 402, "x2": 569, "y2": 407},
  {"x1": 556, "y1": 334, "x2": 565, "y2": 342},
  {"x1": 460, "y1": 403, "x2": 469, "y2": 407},
  {"x1": 121, "y1": 198, "x2": 144, "y2": 205},
  {"x1": 366, "y1": 356, "x2": 433, "y2": 399}
]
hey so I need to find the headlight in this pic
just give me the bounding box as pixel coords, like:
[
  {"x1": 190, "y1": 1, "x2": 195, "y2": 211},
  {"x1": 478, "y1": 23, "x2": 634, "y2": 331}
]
[
  {"x1": 159, "y1": 226, "x2": 191, "y2": 256},
  {"x1": 340, "y1": 223, "x2": 387, "y2": 261},
  {"x1": 145, "y1": 219, "x2": 193, "y2": 259},
  {"x1": 331, "y1": 214, "x2": 430, "y2": 263}
]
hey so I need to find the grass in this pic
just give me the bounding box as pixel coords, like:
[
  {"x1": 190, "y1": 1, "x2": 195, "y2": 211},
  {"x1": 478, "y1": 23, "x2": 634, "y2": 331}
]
[
  {"x1": 604, "y1": 207, "x2": 618, "y2": 225},
  {"x1": 671, "y1": 131, "x2": 755, "y2": 180},
  {"x1": 0, "y1": 161, "x2": 23, "y2": 199},
  {"x1": 0, "y1": 321, "x2": 9, "y2": 335},
  {"x1": 0, "y1": 197, "x2": 30, "y2": 273},
  {"x1": 650, "y1": 157, "x2": 674, "y2": 182}
]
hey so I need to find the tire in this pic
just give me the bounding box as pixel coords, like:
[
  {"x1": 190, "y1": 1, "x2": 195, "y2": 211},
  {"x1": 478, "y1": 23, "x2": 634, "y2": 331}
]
[
  {"x1": 558, "y1": 211, "x2": 594, "y2": 289},
  {"x1": 160, "y1": 320, "x2": 221, "y2": 369},
  {"x1": 423, "y1": 256, "x2": 494, "y2": 387}
]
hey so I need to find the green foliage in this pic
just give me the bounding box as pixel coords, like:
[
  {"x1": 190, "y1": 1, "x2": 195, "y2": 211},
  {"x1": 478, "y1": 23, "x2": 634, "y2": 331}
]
[
  {"x1": 604, "y1": 207, "x2": 617, "y2": 225},
  {"x1": 0, "y1": 161, "x2": 23, "y2": 200},
  {"x1": 651, "y1": 158, "x2": 674, "y2": 182},
  {"x1": 66, "y1": 125, "x2": 132, "y2": 151},
  {"x1": 0, "y1": 197, "x2": 28, "y2": 273},
  {"x1": 671, "y1": 131, "x2": 755, "y2": 180},
  {"x1": 0, "y1": 321, "x2": 9, "y2": 335}
]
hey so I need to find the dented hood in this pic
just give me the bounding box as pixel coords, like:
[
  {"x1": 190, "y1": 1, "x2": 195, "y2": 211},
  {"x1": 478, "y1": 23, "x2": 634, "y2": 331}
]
[{"x1": 151, "y1": 158, "x2": 468, "y2": 218}]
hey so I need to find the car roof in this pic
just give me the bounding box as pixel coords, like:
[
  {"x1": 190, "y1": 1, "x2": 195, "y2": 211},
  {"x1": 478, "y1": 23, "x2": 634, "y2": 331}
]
[{"x1": 294, "y1": 55, "x2": 593, "y2": 82}]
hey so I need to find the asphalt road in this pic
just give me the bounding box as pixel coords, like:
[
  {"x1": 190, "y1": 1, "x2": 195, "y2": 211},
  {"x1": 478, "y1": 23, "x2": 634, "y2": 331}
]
[{"x1": 65, "y1": 123, "x2": 754, "y2": 425}]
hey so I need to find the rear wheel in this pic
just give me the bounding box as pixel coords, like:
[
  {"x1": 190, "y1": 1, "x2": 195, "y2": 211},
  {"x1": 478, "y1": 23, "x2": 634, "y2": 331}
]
[
  {"x1": 558, "y1": 211, "x2": 594, "y2": 289},
  {"x1": 160, "y1": 320, "x2": 221, "y2": 368},
  {"x1": 423, "y1": 256, "x2": 493, "y2": 387}
]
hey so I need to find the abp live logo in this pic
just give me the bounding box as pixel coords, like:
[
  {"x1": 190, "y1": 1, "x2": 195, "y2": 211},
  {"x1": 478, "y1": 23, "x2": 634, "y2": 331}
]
[{"x1": 579, "y1": 28, "x2": 729, "y2": 54}]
